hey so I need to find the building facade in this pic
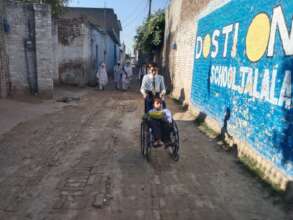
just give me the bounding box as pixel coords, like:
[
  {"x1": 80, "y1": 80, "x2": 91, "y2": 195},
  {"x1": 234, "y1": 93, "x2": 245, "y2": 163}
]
[
  {"x1": 57, "y1": 7, "x2": 122, "y2": 86},
  {"x1": 0, "y1": 2, "x2": 122, "y2": 97}
]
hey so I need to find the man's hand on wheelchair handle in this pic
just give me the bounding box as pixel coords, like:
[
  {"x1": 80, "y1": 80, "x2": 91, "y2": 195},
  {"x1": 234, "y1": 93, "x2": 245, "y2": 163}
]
[{"x1": 160, "y1": 93, "x2": 166, "y2": 99}]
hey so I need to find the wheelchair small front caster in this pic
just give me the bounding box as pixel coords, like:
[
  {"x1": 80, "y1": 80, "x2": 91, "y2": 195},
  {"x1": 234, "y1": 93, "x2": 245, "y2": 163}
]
[
  {"x1": 172, "y1": 153, "x2": 179, "y2": 162},
  {"x1": 146, "y1": 146, "x2": 152, "y2": 162}
]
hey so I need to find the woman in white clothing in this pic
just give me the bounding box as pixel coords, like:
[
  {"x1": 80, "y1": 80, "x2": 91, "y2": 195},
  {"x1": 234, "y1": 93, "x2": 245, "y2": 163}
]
[
  {"x1": 96, "y1": 63, "x2": 108, "y2": 90},
  {"x1": 114, "y1": 62, "x2": 122, "y2": 89},
  {"x1": 121, "y1": 68, "x2": 129, "y2": 91},
  {"x1": 124, "y1": 62, "x2": 133, "y2": 79}
]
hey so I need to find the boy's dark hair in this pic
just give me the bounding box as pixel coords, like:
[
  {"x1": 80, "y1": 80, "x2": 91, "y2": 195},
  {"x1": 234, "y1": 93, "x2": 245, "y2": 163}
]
[{"x1": 153, "y1": 97, "x2": 162, "y2": 104}]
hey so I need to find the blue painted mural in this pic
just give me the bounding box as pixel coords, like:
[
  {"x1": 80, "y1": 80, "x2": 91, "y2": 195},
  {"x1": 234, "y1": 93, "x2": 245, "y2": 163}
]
[{"x1": 191, "y1": 0, "x2": 293, "y2": 175}]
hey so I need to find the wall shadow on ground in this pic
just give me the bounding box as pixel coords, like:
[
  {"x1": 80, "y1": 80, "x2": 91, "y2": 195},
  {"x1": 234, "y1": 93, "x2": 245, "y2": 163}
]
[{"x1": 170, "y1": 104, "x2": 288, "y2": 212}]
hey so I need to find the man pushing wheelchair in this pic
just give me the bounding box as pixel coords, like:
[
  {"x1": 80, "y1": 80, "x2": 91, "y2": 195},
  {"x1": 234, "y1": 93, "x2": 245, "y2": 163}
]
[
  {"x1": 140, "y1": 63, "x2": 167, "y2": 113},
  {"x1": 140, "y1": 64, "x2": 179, "y2": 160}
]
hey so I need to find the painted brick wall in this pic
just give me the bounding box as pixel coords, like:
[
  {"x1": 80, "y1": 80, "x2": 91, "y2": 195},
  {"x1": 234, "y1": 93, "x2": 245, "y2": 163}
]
[
  {"x1": 165, "y1": 0, "x2": 293, "y2": 182},
  {"x1": 191, "y1": 0, "x2": 293, "y2": 177},
  {"x1": 105, "y1": 34, "x2": 117, "y2": 76}
]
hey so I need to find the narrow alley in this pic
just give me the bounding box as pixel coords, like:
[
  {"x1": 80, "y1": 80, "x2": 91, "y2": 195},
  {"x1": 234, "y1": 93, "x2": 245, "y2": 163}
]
[{"x1": 0, "y1": 85, "x2": 287, "y2": 220}]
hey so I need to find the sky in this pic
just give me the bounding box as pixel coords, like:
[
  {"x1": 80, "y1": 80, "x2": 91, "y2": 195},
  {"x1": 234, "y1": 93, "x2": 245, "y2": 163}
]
[{"x1": 69, "y1": 0, "x2": 169, "y2": 54}]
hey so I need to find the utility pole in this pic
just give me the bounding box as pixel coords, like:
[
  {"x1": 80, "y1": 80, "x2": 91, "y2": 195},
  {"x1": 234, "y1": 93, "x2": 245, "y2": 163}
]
[
  {"x1": 148, "y1": 0, "x2": 152, "y2": 19},
  {"x1": 103, "y1": 1, "x2": 107, "y2": 63}
]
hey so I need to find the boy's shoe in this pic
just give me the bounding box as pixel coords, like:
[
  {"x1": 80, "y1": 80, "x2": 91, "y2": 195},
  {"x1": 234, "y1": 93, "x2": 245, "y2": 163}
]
[
  {"x1": 168, "y1": 146, "x2": 174, "y2": 155},
  {"x1": 153, "y1": 140, "x2": 163, "y2": 148},
  {"x1": 164, "y1": 140, "x2": 172, "y2": 149}
]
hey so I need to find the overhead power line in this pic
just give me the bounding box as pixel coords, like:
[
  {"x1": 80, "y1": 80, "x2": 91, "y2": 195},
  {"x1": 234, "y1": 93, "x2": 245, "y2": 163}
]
[
  {"x1": 164, "y1": 0, "x2": 170, "y2": 8},
  {"x1": 123, "y1": 1, "x2": 148, "y2": 28},
  {"x1": 121, "y1": 0, "x2": 144, "y2": 23}
]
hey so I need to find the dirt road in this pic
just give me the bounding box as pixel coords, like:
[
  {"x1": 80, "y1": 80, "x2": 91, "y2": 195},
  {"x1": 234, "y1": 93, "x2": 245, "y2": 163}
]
[{"x1": 0, "y1": 84, "x2": 288, "y2": 220}]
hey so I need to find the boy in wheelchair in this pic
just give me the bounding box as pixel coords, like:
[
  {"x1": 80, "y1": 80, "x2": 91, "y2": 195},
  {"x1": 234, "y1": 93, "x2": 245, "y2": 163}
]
[{"x1": 146, "y1": 97, "x2": 173, "y2": 148}]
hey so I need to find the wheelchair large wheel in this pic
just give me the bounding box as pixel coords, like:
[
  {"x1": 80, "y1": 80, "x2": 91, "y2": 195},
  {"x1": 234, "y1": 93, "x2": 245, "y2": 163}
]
[
  {"x1": 140, "y1": 121, "x2": 145, "y2": 156},
  {"x1": 145, "y1": 128, "x2": 152, "y2": 162},
  {"x1": 170, "y1": 121, "x2": 180, "y2": 161}
]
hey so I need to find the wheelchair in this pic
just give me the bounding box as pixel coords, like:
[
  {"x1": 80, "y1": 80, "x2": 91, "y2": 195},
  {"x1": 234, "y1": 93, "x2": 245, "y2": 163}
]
[{"x1": 140, "y1": 116, "x2": 180, "y2": 162}]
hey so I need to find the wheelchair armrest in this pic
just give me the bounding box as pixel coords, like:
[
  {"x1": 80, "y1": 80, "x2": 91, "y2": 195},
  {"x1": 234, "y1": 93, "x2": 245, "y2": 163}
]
[{"x1": 142, "y1": 114, "x2": 150, "y2": 121}]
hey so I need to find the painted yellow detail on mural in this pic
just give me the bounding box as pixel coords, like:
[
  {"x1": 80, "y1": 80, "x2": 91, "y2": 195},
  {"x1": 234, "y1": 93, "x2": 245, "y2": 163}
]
[
  {"x1": 246, "y1": 13, "x2": 271, "y2": 62},
  {"x1": 203, "y1": 34, "x2": 211, "y2": 58},
  {"x1": 195, "y1": 6, "x2": 293, "y2": 61}
]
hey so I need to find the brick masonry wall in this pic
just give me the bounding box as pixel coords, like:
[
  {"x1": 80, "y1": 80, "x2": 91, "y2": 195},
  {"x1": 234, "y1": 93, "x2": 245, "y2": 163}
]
[
  {"x1": 33, "y1": 4, "x2": 54, "y2": 98},
  {"x1": 5, "y1": 2, "x2": 31, "y2": 95},
  {"x1": 5, "y1": 2, "x2": 54, "y2": 98},
  {"x1": 164, "y1": 0, "x2": 293, "y2": 190},
  {"x1": 163, "y1": 0, "x2": 212, "y2": 100},
  {"x1": 162, "y1": 0, "x2": 182, "y2": 93}
]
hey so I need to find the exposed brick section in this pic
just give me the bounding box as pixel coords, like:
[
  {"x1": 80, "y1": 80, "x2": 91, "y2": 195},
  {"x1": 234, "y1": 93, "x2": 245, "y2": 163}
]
[
  {"x1": 58, "y1": 18, "x2": 83, "y2": 46},
  {"x1": 163, "y1": 0, "x2": 212, "y2": 102}
]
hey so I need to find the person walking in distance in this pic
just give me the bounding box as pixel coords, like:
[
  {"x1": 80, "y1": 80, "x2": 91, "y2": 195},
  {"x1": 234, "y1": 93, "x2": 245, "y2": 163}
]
[
  {"x1": 114, "y1": 62, "x2": 122, "y2": 89},
  {"x1": 121, "y1": 67, "x2": 129, "y2": 91},
  {"x1": 96, "y1": 63, "x2": 108, "y2": 90},
  {"x1": 124, "y1": 61, "x2": 133, "y2": 80}
]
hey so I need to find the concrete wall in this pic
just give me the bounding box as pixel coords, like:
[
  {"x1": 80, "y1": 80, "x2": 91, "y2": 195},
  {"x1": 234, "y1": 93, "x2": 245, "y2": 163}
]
[
  {"x1": 57, "y1": 18, "x2": 90, "y2": 86},
  {"x1": 164, "y1": 0, "x2": 293, "y2": 190},
  {"x1": 57, "y1": 18, "x2": 119, "y2": 86},
  {"x1": 5, "y1": 2, "x2": 54, "y2": 98}
]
